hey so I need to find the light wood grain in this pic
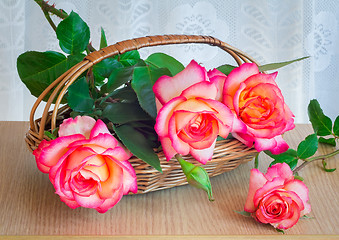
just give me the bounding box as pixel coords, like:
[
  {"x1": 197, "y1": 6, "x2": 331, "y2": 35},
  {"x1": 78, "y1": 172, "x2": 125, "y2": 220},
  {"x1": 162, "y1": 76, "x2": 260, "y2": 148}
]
[{"x1": 1, "y1": 122, "x2": 339, "y2": 236}]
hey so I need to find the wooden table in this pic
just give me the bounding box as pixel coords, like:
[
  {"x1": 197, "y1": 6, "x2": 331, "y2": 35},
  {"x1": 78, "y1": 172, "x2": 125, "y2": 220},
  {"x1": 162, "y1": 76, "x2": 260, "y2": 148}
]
[{"x1": 1, "y1": 122, "x2": 339, "y2": 239}]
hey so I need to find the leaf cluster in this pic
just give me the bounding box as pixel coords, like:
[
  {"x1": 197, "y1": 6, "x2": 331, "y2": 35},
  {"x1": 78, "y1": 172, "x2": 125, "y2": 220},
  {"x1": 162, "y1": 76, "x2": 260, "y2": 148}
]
[{"x1": 16, "y1": 12, "x2": 185, "y2": 173}]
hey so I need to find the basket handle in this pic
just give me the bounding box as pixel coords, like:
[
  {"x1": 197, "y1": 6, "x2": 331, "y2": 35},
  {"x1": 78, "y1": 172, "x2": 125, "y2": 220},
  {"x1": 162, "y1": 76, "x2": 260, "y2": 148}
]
[{"x1": 30, "y1": 34, "x2": 259, "y2": 141}]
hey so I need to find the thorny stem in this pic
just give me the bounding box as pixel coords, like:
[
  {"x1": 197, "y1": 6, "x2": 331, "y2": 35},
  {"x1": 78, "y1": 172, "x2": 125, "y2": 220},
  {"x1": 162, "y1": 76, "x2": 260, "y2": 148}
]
[
  {"x1": 34, "y1": 0, "x2": 68, "y2": 20},
  {"x1": 42, "y1": 8, "x2": 57, "y2": 31},
  {"x1": 293, "y1": 148, "x2": 339, "y2": 174}
]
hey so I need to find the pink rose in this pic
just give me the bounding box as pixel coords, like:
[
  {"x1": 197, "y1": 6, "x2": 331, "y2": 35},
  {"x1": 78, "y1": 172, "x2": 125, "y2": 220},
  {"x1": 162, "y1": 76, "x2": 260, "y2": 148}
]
[
  {"x1": 33, "y1": 116, "x2": 137, "y2": 213},
  {"x1": 222, "y1": 63, "x2": 295, "y2": 154},
  {"x1": 244, "y1": 163, "x2": 311, "y2": 229},
  {"x1": 153, "y1": 60, "x2": 235, "y2": 164}
]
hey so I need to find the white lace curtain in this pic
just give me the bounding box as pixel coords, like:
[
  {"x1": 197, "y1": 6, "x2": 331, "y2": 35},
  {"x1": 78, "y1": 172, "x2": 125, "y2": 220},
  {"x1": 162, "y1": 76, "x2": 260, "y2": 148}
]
[{"x1": 1, "y1": 0, "x2": 338, "y2": 123}]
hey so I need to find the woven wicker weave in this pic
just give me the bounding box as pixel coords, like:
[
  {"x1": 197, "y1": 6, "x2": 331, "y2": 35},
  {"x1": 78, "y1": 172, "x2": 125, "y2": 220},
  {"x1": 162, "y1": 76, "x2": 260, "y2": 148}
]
[{"x1": 25, "y1": 35, "x2": 258, "y2": 194}]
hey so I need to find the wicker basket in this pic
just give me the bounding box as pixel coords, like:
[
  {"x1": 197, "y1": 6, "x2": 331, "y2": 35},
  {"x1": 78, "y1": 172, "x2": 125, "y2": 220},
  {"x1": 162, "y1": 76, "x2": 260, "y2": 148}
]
[{"x1": 25, "y1": 35, "x2": 258, "y2": 194}]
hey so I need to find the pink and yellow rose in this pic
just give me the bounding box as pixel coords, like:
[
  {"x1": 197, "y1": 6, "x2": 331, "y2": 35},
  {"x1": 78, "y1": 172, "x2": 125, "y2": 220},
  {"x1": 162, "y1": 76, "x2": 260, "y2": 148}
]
[
  {"x1": 33, "y1": 116, "x2": 137, "y2": 213},
  {"x1": 222, "y1": 63, "x2": 295, "y2": 154},
  {"x1": 244, "y1": 163, "x2": 311, "y2": 230},
  {"x1": 153, "y1": 60, "x2": 235, "y2": 164}
]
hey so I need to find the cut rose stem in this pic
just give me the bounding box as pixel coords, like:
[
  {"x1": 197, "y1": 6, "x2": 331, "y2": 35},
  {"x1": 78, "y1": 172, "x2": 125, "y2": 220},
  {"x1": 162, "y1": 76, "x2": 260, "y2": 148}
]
[{"x1": 293, "y1": 149, "x2": 339, "y2": 174}]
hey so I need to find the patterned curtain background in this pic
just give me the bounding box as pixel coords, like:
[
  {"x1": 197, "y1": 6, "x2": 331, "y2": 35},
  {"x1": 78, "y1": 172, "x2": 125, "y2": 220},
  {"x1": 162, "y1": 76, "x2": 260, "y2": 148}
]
[{"x1": 0, "y1": 0, "x2": 338, "y2": 123}]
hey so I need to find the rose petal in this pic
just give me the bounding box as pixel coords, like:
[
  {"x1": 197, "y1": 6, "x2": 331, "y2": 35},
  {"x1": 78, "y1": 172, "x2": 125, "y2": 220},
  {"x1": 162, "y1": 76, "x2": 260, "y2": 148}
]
[
  {"x1": 168, "y1": 114, "x2": 190, "y2": 155},
  {"x1": 98, "y1": 160, "x2": 123, "y2": 199},
  {"x1": 153, "y1": 60, "x2": 208, "y2": 104},
  {"x1": 159, "y1": 136, "x2": 177, "y2": 161},
  {"x1": 154, "y1": 96, "x2": 186, "y2": 137},
  {"x1": 90, "y1": 119, "x2": 112, "y2": 138},
  {"x1": 232, "y1": 132, "x2": 255, "y2": 147},
  {"x1": 207, "y1": 68, "x2": 226, "y2": 79},
  {"x1": 59, "y1": 116, "x2": 96, "y2": 138},
  {"x1": 231, "y1": 117, "x2": 247, "y2": 133},
  {"x1": 244, "y1": 168, "x2": 267, "y2": 212},
  {"x1": 34, "y1": 135, "x2": 85, "y2": 173},
  {"x1": 189, "y1": 139, "x2": 216, "y2": 164},
  {"x1": 284, "y1": 179, "x2": 311, "y2": 215},
  {"x1": 223, "y1": 63, "x2": 259, "y2": 98},
  {"x1": 265, "y1": 162, "x2": 294, "y2": 182},
  {"x1": 73, "y1": 192, "x2": 105, "y2": 208},
  {"x1": 95, "y1": 185, "x2": 124, "y2": 213},
  {"x1": 59, "y1": 195, "x2": 80, "y2": 209},
  {"x1": 174, "y1": 98, "x2": 215, "y2": 113},
  {"x1": 210, "y1": 75, "x2": 227, "y2": 102},
  {"x1": 174, "y1": 111, "x2": 198, "y2": 132},
  {"x1": 68, "y1": 133, "x2": 119, "y2": 154},
  {"x1": 253, "y1": 137, "x2": 277, "y2": 152},
  {"x1": 103, "y1": 147, "x2": 132, "y2": 162},
  {"x1": 181, "y1": 81, "x2": 218, "y2": 100},
  {"x1": 233, "y1": 82, "x2": 247, "y2": 116},
  {"x1": 268, "y1": 135, "x2": 289, "y2": 155},
  {"x1": 243, "y1": 72, "x2": 279, "y2": 90},
  {"x1": 274, "y1": 201, "x2": 301, "y2": 230},
  {"x1": 253, "y1": 178, "x2": 285, "y2": 207},
  {"x1": 119, "y1": 160, "x2": 138, "y2": 195}
]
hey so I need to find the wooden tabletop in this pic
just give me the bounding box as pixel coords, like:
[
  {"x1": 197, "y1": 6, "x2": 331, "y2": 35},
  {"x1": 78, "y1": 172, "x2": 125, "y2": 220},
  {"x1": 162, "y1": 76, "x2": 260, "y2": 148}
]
[{"x1": 1, "y1": 122, "x2": 339, "y2": 238}]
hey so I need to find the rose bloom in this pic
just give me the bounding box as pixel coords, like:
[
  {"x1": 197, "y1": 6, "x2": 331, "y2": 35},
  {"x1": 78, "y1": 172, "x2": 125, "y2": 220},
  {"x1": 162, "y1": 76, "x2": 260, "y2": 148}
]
[
  {"x1": 222, "y1": 63, "x2": 295, "y2": 154},
  {"x1": 244, "y1": 163, "x2": 311, "y2": 229},
  {"x1": 153, "y1": 60, "x2": 235, "y2": 164},
  {"x1": 33, "y1": 116, "x2": 137, "y2": 213}
]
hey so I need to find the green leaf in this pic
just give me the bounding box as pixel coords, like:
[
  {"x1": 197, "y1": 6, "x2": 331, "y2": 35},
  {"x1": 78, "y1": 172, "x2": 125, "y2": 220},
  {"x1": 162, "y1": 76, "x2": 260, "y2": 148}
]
[
  {"x1": 276, "y1": 228, "x2": 285, "y2": 234},
  {"x1": 301, "y1": 215, "x2": 314, "y2": 219},
  {"x1": 254, "y1": 153, "x2": 259, "y2": 169},
  {"x1": 216, "y1": 64, "x2": 236, "y2": 75},
  {"x1": 294, "y1": 175, "x2": 304, "y2": 181},
  {"x1": 67, "y1": 77, "x2": 94, "y2": 112},
  {"x1": 322, "y1": 160, "x2": 336, "y2": 172},
  {"x1": 104, "y1": 64, "x2": 140, "y2": 93},
  {"x1": 93, "y1": 58, "x2": 123, "y2": 78},
  {"x1": 116, "y1": 50, "x2": 141, "y2": 67},
  {"x1": 108, "y1": 86, "x2": 138, "y2": 102},
  {"x1": 270, "y1": 159, "x2": 298, "y2": 170},
  {"x1": 258, "y1": 56, "x2": 309, "y2": 72},
  {"x1": 333, "y1": 116, "x2": 339, "y2": 137},
  {"x1": 102, "y1": 102, "x2": 151, "y2": 124},
  {"x1": 234, "y1": 210, "x2": 252, "y2": 217},
  {"x1": 308, "y1": 99, "x2": 333, "y2": 136},
  {"x1": 146, "y1": 52, "x2": 184, "y2": 76},
  {"x1": 132, "y1": 66, "x2": 171, "y2": 118},
  {"x1": 67, "y1": 53, "x2": 86, "y2": 66},
  {"x1": 297, "y1": 134, "x2": 318, "y2": 159},
  {"x1": 265, "y1": 149, "x2": 298, "y2": 170},
  {"x1": 113, "y1": 124, "x2": 162, "y2": 172},
  {"x1": 17, "y1": 51, "x2": 68, "y2": 100},
  {"x1": 44, "y1": 131, "x2": 57, "y2": 140},
  {"x1": 56, "y1": 11, "x2": 90, "y2": 54},
  {"x1": 319, "y1": 137, "x2": 336, "y2": 146},
  {"x1": 100, "y1": 27, "x2": 108, "y2": 49}
]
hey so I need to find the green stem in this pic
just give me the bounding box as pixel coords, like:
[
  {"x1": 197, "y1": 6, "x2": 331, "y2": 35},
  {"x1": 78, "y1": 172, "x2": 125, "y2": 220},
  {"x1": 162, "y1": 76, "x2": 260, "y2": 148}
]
[
  {"x1": 34, "y1": 0, "x2": 68, "y2": 19},
  {"x1": 304, "y1": 149, "x2": 339, "y2": 162},
  {"x1": 293, "y1": 149, "x2": 339, "y2": 174},
  {"x1": 42, "y1": 8, "x2": 57, "y2": 31}
]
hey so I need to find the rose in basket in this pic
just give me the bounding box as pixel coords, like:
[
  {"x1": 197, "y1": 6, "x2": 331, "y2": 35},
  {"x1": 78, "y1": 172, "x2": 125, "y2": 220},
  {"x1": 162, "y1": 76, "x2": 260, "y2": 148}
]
[{"x1": 17, "y1": 1, "x2": 339, "y2": 233}]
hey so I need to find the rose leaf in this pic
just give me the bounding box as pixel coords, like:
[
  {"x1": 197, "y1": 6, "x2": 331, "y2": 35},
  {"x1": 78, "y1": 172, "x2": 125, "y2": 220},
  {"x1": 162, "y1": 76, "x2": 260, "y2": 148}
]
[
  {"x1": 297, "y1": 134, "x2": 318, "y2": 159},
  {"x1": 308, "y1": 99, "x2": 333, "y2": 136}
]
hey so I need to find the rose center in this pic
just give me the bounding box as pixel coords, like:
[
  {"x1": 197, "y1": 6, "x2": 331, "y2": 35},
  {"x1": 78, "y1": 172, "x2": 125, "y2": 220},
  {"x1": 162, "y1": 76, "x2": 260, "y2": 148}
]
[
  {"x1": 186, "y1": 114, "x2": 214, "y2": 138},
  {"x1": 239, "y1": 96, "x2": 274, "y2": 123}
]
